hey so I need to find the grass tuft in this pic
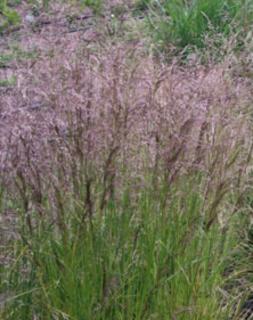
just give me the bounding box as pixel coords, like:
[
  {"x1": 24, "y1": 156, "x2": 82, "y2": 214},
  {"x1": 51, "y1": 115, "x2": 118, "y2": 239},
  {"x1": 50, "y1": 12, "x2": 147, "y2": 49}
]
[{"x1": 146, "y1": 0, "x2": 253, "y2": 53}]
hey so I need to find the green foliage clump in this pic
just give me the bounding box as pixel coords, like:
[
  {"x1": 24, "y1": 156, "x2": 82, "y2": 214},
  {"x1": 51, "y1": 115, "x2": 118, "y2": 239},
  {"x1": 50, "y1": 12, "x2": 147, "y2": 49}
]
[
  {"x1": 148, "y1": 0, "x2": 253, "y2": 51},
  {"x1": 0, "y1": 75, "x2": 16, "y2": 86},
  {"x1": 0, "y1": 0, "x2": 20, "y2": 32},
  {"x1": 80, "y1": 0, "x2": 103, "y2": 14}
]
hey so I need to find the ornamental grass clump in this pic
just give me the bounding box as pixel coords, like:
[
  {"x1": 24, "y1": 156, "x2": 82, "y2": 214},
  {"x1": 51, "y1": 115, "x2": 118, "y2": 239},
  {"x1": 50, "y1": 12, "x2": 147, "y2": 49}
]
[{"x1": 0, "y1": 44, "x2": 253, "y2": 319}]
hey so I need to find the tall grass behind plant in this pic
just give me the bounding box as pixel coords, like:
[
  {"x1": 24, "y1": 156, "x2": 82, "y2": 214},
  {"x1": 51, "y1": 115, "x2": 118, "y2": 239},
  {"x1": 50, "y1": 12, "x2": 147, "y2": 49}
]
[{"x1": 148, "y1": 0, "x2": 252, "y2": 51}]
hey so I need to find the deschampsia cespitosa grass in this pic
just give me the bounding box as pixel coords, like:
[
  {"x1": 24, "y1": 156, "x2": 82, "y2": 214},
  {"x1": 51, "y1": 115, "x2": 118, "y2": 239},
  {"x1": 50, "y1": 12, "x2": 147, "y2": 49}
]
[{"x1": 1, "y1": 43, "x2": 253, "y2": 319}]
